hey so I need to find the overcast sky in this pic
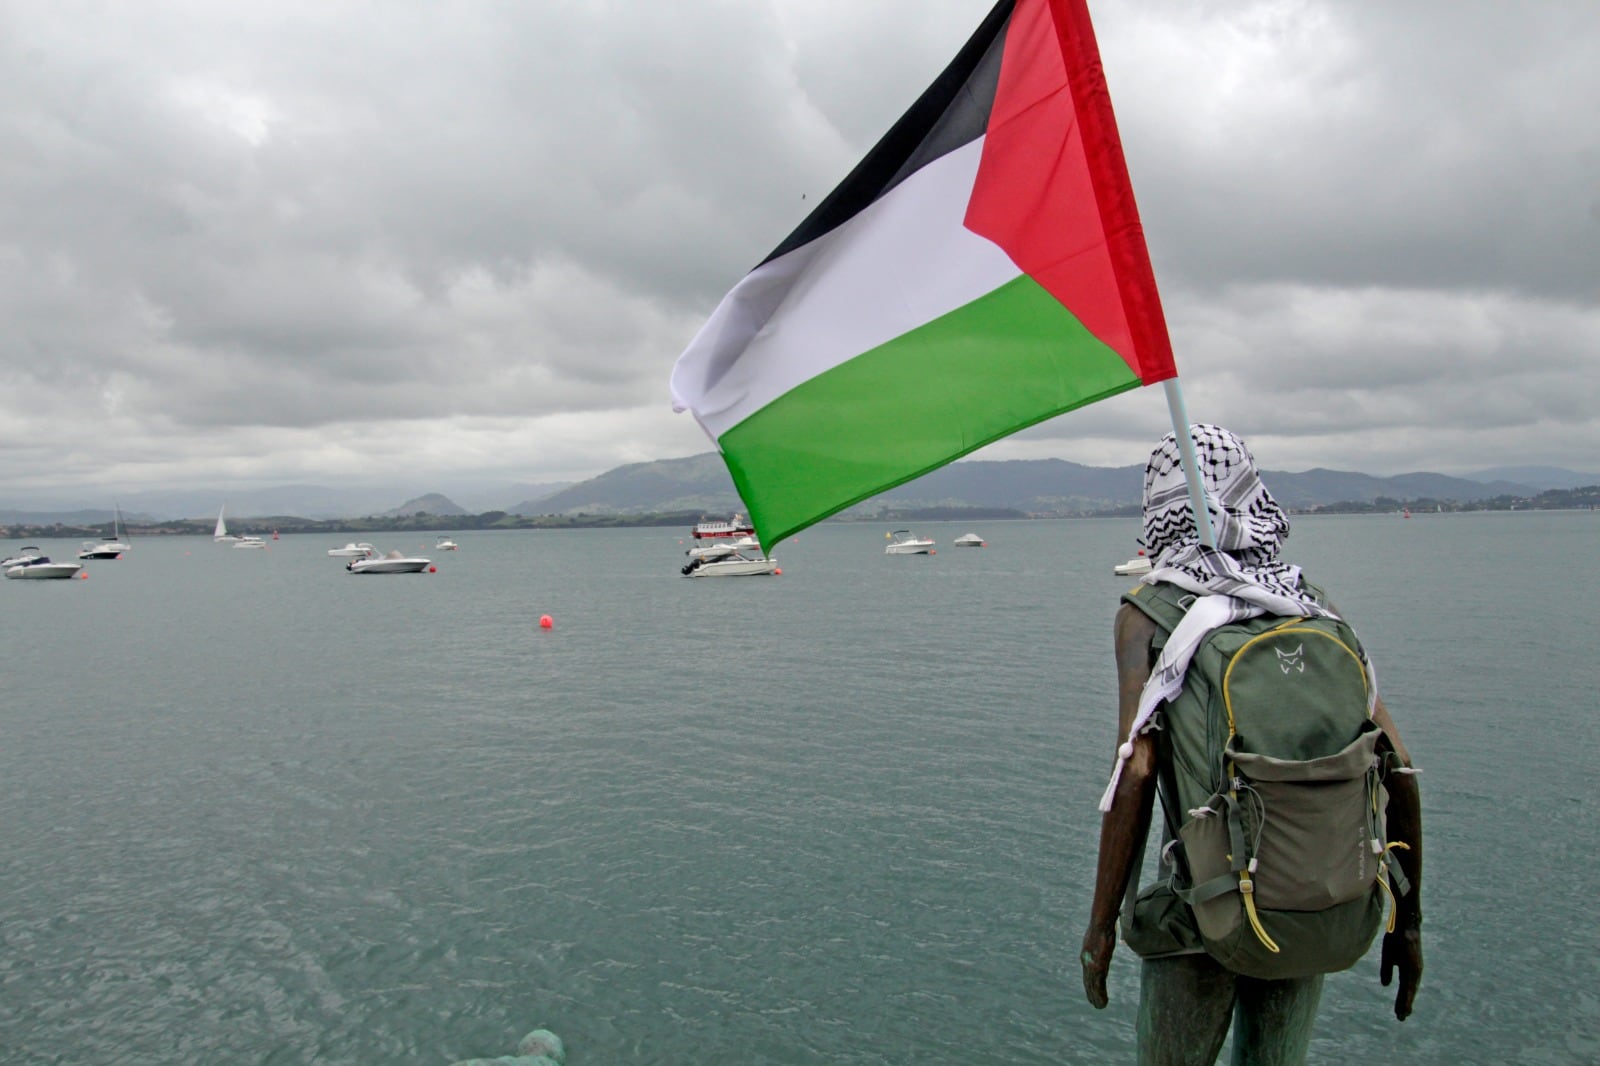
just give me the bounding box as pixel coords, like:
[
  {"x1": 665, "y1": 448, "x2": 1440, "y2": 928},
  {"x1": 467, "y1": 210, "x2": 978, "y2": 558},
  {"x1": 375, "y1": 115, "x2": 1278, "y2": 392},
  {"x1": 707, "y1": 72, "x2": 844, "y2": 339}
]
[{"x1": 2, "y1": 0, "x2": 1596, "y2": 507}]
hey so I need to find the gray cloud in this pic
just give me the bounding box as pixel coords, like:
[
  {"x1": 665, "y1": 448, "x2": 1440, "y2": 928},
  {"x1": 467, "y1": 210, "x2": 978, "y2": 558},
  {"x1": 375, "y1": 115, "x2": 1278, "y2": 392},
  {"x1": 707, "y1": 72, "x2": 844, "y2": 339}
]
[
  {"x1": 1106, "y1": 1, "x2": 1600, "y2": 298},
  {"x1": 1, "y1": 0, "x2": 1596, "y2": 508}
]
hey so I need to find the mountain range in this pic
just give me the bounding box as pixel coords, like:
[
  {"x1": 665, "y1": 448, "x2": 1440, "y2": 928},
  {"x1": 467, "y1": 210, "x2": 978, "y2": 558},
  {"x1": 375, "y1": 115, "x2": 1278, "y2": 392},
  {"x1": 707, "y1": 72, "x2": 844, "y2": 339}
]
[
  {"x1": 2, "y1": 457, "x2": 1593, "y2": 526},
  {"x1": 513, "y1": 454, "x2": 1581, "y2": 518}
]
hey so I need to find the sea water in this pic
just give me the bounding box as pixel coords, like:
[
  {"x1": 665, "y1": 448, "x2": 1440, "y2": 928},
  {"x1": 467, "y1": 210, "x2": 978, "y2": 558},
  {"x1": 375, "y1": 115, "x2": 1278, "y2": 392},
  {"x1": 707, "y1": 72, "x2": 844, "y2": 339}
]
[{"x1": 1, "y1": 513, "x2": 1596, "y2": 1064}]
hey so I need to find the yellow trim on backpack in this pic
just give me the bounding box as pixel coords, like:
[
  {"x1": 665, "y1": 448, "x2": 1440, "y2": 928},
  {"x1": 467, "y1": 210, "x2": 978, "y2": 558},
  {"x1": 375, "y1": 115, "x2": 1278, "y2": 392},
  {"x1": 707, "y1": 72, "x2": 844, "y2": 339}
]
[
  {"x1": 1239, "y1": 869, "x2": 1281, "y2": 953},
  {"x1": 1377, "y1": 871, "x2": 1398, "y2": 933},
  {"x1": 1220, "y1": 623, "x2": 1370, "y2": 736}
]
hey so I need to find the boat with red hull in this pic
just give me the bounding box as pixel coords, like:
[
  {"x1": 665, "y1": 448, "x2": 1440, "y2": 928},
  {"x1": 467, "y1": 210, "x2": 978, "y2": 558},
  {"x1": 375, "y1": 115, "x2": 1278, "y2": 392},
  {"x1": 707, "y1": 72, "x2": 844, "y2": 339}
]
[{"x1": 692, "y1": 514, "x2": 756, "y2": 540}]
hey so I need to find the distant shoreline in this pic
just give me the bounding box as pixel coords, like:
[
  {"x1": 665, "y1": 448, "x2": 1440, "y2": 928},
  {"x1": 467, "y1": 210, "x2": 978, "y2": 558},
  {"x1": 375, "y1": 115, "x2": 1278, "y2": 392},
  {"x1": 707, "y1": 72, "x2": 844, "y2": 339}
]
[{"x1": 4, "y1": 490, "x2": 1595, "y2": 541}]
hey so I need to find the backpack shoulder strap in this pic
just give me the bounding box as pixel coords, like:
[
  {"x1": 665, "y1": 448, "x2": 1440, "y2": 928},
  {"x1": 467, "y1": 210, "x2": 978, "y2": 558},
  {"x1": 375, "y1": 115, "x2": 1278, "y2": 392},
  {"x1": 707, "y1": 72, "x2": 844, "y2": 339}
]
[
  {"x1": 1119, "y1": 581, "x2": 1194, "y2": 857},
  {"x1": 1121, "y1": 580, "x2": 1192, "y2": 636}
]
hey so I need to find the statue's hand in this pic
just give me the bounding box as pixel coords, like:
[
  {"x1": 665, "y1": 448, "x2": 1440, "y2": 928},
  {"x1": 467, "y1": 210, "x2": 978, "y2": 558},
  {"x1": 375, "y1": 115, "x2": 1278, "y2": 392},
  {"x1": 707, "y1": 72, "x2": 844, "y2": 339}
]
[
  {"x1": 1380, "y1": 925, "x2": 1423, "y2": 1020},
  {"x1": 1080, "y1": 928, "x2": 1115, "y2": 1010}
]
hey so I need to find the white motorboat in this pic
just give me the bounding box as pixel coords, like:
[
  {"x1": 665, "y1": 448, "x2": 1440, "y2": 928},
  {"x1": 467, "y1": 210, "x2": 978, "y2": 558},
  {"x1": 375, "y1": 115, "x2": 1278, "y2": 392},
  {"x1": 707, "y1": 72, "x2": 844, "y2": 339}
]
[
  {"x1": 1114, "y1": 553, "x2": 1153, "y2": 576},
  {"x1": 884, "y1": 530, "x2": 935, "y2": 554},
  {"x1": 328, "y1": 542, "x2": 376, "y2": 558},
  {"x1": 5, "y1": 549, "x2": 82, "y2": 579},
  {"x1": 680, "y1": 546, "x2": 778, "y2": 577},
  {"x1": 348, "y1": 550, "x2": 431, "y2": 574},
  {"x1": 686, "y1": 534, "x2": 761, "y2": 560},
  {"x1": 213, "y1": 505, "x2": 238, "y2": 543},
  {"x1": 953, "y1": 532, "x2": 986, "y2": 547},
  {"x1": 434, "y1": 536, "x2": 459, "y2": 551},
  {"x1": 233, "y1": 535, "x2": 268, "y2": 549},
  {"x1": 78, "y1": 539, "x2": 124, "y2": 560},
  {"x1": 0, "y1": 547, "x2": 39, "y2": 567},
  {"x1": 692, "y1": 513, "x2": 756, "y2": 540},
  {"x1": 79, "y1": 503, "x2": 131, "y2": 559}
]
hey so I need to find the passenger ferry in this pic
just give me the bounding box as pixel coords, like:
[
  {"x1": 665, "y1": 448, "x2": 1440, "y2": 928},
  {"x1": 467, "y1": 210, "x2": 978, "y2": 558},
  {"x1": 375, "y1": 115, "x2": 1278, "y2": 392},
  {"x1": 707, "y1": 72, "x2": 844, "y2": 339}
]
[{"x1": 691, "y1": 513, "x2": 756, "y2": 540}]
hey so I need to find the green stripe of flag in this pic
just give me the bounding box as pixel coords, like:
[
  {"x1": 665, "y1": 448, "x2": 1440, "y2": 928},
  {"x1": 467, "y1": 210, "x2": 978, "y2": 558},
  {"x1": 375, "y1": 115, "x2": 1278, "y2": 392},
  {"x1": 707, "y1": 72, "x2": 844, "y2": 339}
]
[{"x1": 718, "y1": 275, "x2": 1141, "y2": 546}]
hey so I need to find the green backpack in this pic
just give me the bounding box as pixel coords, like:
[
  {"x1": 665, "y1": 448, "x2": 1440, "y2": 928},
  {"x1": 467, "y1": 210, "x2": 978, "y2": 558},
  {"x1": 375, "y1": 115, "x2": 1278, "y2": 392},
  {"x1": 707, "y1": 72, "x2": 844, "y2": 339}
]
[{"x1": 1117, "y1": 581, "x2": 1412, "y2": 980}]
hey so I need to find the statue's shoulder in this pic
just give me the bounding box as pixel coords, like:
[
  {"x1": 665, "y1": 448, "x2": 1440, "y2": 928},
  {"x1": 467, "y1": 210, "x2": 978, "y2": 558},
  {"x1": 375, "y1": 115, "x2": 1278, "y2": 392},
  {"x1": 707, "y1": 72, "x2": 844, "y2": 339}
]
[{"x1": 1114, "y1": 601, "x2": 1161, "y2": 671}]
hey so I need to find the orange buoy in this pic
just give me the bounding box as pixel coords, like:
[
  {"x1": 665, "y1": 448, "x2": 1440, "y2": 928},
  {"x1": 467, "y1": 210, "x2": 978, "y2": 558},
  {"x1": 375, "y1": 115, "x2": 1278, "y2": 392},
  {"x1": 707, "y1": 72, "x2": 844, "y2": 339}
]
[
  {"x1": 773, "y1": 567, "x2": 782, "y2": 575},
  {"x1": 539, "y1": 614, "x2": 554, "y2": 629}
]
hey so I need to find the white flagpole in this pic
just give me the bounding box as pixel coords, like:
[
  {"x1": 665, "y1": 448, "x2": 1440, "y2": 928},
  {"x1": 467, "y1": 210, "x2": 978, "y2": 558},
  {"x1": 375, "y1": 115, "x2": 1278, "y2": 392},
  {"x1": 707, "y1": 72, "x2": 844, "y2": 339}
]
[{"x1": 1162, "y1": 378, "x2": 1216, "y2": 548}]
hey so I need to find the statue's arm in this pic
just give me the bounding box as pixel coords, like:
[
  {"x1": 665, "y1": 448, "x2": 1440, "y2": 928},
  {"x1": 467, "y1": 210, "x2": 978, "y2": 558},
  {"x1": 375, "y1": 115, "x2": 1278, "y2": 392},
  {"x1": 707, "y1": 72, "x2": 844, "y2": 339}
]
[
  {"x1": 1373, "y1": 694, "x2": 1423, "y2": 1020},
  {"x1": 1080, "y1": 605, "x2": 1159, "y2": 1009}
]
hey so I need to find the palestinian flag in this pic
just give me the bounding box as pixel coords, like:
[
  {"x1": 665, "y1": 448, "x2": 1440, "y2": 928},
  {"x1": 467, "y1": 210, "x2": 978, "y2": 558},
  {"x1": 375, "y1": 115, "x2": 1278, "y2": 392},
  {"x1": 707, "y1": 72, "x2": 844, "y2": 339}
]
[{"x1": 670, "y1": 0, "x2": 1174, "y2": 549}]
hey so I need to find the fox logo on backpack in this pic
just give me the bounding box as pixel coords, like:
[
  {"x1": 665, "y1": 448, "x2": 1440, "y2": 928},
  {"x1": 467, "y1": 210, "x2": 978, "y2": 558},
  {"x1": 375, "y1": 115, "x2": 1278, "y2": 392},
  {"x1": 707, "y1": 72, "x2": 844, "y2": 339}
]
[{"x1": 1100, "y1": 425, "x2": 1415, "y2": 981}]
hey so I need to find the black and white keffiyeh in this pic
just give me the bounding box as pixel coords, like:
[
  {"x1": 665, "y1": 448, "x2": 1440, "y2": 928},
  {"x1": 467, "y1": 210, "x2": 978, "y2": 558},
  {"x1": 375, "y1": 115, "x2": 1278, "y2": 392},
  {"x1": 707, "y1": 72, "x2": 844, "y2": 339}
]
[{"x1": 1098, "y1": 425, "x2": 1377, "y2": 811}]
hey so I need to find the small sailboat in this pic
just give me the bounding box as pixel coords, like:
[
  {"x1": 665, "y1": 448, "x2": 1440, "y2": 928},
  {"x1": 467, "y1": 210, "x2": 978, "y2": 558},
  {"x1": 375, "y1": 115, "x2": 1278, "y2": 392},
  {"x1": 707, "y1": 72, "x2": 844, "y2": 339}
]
[{"x1": 213, "y1": 505, "x2": 239, "y2": 544}]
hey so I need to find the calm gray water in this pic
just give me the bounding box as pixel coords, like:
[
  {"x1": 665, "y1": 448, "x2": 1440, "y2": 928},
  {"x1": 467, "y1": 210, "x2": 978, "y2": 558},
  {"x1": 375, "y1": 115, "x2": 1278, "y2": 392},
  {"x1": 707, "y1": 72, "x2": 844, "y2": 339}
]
[{"x1": 2, "y1": 513, "x2": 1596, "y2": 1064}]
